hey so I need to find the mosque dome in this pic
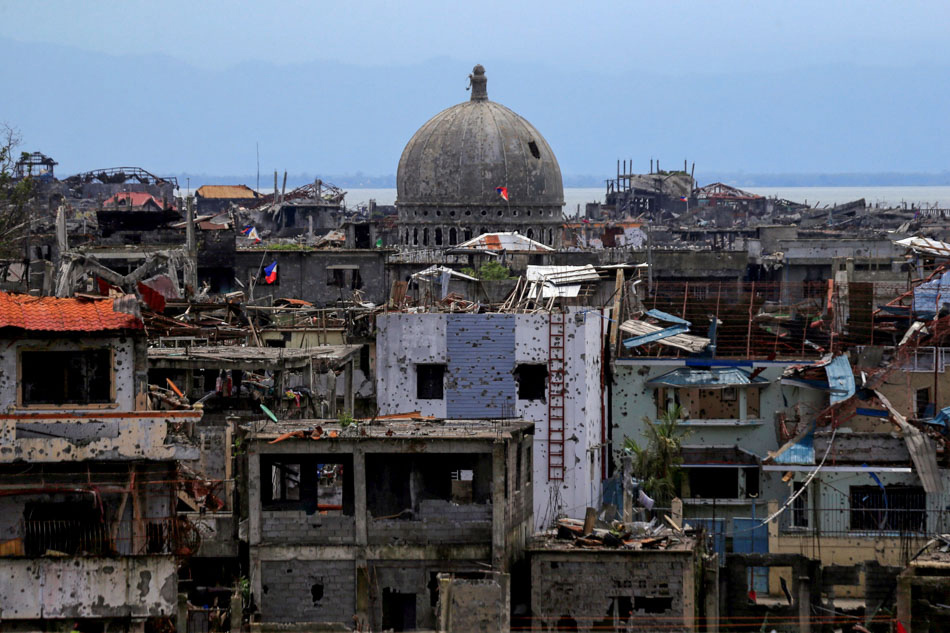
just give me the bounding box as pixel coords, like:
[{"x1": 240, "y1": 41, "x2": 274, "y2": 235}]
[{"x1": 396, "y1": 65, "x2": 564, "y2": 242}]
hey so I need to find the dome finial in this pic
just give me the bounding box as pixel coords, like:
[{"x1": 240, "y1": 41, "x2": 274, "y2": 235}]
[{"x1": 469, "y1": 64, "x2": 487, "y2": 101}]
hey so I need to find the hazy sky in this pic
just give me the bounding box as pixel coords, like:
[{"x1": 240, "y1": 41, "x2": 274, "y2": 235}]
[
  {"x1": 3, "y1": 1, "x2": 949, "y2": 179},
  {"x1": 3, "y1": 1, "x2": 948, "y2": 74}
]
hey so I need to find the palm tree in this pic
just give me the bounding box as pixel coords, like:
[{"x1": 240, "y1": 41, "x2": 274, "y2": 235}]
[{"x1": 622, "y1": 404, "x2": 689, "y2": 506}]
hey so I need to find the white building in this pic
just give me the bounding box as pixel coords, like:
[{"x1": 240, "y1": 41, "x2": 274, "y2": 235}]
[{"x1": 376, "y1": 308, "x2": 608, "y2": 529}]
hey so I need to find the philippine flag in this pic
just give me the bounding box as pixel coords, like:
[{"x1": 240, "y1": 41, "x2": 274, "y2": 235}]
[
  {"x1": 242, "y1": 226, "x2": 261, "y2": 243},
  {"x1": 495, "y1": 186, "x2": 509, "y2": 201},
  {"x1": 679, "y1": 196, "x2": 688, "y2": 202},
  {"x1": 264, "y1": 261, "x2": 278, "y2": 284}
]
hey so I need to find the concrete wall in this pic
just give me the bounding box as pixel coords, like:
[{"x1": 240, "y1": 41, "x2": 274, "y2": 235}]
[
  {"x1": 0, "y1": 334, "x2": 138, "y2": 413},
  {"x1": 247, "y1": 431, "x2": 533, "y2": 630},
  {"x1": 530, "y1": 548, "x2": 697, "y2": 633},
  {"x1": 260, "y1": 559, "x2": 355, "y2": 624},
  {"x1": 437, "y1": 572, "x2": 510, "y2": 633},
  {"x1": 235, "y1": 250, "x2": 391, "y2": 307},
  {"x1": 0, "y1": 556, "x2": 177, "y2": 620},
  {"x1": 376, "y1": 309, "x2": 606, "y2": 530}
]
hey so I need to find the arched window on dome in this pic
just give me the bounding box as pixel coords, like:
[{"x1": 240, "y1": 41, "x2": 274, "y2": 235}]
[
  {"x1": 449, "y1": 227, "x2": 457, "y2": 245},
  {"x1": 423, "y1": 228, "x2": 429, "y2": 246},
  {"x1": 413, "y1": 228, "x2": 419, "y2": 246},
  {"x1": 548, "y1": 229, "x2": 554, "y2": 245},
  {"x1": 435, "y1": 228, "x2": 443, "y2": 246},
  {"x1": 464, "y1": 229, "x2": 472, "y2": 241},
  {"x1": 527, "y1": 228, "x2": 534, "y2": 240}
]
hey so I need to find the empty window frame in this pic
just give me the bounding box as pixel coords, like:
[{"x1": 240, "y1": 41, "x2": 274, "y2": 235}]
[
  {"x1": 20, "y1": 349, "x2": 113, "y2": 405},
  {"x1": 791, "y1": 481, "x2": 809, "y2": 528},
  {"x1": 686, "y1": 467, "x2": 739, "y2": 499},
  {"x1": 261, "y1": 454, "x2": 354, "y2": 515},
  {"x1": 514, "y1": 364, "x2": 547, "y2": 400},
  {"x1": 416, "y1": 364, "x2": 445, "y2": 400}
]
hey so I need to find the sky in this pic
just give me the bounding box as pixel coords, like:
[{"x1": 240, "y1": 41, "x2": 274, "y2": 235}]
[{"x1": 2, "y1": 1, "x2": 949, "y2": 181}]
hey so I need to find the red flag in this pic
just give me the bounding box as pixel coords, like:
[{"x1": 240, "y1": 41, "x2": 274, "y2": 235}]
[
  {"x1": 747, "y1": 589, "x2": 757, "y2": 603},
  {"x1": 896, "y1": 622, "x2": 908, "y2": 633},
  {"x1": 495, "y1": 186, "x2": 508, "y2": 201}
]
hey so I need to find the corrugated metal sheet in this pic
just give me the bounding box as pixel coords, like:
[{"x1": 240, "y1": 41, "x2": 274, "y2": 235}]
[
  {"x1": 647, "y1": 367, "x2": 768, "y2": 388},
  {"x1": 446, "y1": 314, "x2": 516, "y2": 418},
  {"x1": 457, "y1": 232, "x2": 554, "y2": 252},
  {"x1": 620, "y1": 320, "x2": 710, "y2": 353},
  {"x1": 896, "y1": 236, "x2": 950, "y2": 258}
]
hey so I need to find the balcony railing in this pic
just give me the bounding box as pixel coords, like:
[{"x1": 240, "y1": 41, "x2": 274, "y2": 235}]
[{"x1": 3, "y1": 517, "x2": 201, "y2": 557}]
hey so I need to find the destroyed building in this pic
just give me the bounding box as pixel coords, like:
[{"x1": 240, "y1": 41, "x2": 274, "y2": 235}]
[
  {"x1": 244, "y1": 417, "x2": 533, "y2": 631},
  {"x1": 376, "y1": 306, "x2": 608, "y2": 530},
  {"x1": 395, "y1": 65, "x2": 564, "y2": 248},
  {"x1": 0, "y1": 292, "x2": 202, "y2": 632}
]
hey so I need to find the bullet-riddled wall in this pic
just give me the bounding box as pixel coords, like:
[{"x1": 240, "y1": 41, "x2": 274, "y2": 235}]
[{"x1": 376, "y1": 310, "x2": 607, "y2": 530}]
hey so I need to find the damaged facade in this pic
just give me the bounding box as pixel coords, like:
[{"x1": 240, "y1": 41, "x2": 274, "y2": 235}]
[
  {"x1": 245, "y1": 418, "x2": 533, "y2": 631},
  {"x1": 0, "y1": 292, "x2": 201, "y2": 632}
]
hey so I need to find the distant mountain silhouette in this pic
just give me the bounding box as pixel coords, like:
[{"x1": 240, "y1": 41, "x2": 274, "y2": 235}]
[{"x1": 2, "y1": 38, "x2": 948, "y2": 184}]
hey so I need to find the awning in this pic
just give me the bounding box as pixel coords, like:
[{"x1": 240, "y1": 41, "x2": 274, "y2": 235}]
[{"x1": 648, "y1": 367, "x2": 768, "y2": 389}]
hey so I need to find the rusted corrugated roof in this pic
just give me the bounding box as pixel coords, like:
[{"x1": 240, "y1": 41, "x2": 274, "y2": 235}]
[
  {"x1": 195, "y1": 184, "x2": 259, "y2": 199},
  {"x1": 0, "y1": 292, "x2": 143, "y2": 332},
  {"x1": 103, "y1": 191, "x2": 171, "y2": 209}
]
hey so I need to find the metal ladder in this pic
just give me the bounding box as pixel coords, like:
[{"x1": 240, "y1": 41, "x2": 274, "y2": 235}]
[{"x1": 547, "y1": 311, "x2": 566, "y2": 481}]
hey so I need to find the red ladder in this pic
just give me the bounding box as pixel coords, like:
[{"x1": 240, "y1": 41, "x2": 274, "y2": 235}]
[{"x1": 547, "y1": 311, "x2": 566, "y2": 481}]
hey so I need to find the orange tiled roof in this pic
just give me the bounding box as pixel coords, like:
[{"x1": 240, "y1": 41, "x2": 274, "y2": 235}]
[
  {"x1": 0, "y1": 293, "x2": 143, "y2": 332},
  {"x1": 195, "y1": 185, "x2": 259, "y2": 199}
]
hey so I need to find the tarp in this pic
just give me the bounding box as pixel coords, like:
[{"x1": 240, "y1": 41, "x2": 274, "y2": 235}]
[
  {"x1": 620, "y1": 320, "x2": 710, "y2": 353},
  {"x1": 911, "y1": 269, "x2": 950, "y2": 318},
  {"x1": 772, "y1": 424, "x2": 816, "y2": 465},
  {"x1": 824, "y1": 354, "x2": 856, "y2": 404}
]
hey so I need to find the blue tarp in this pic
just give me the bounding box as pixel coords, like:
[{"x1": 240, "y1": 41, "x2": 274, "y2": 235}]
[
  {"x1": 824, "y1": 355, "x2": 856, "y2": 404},
  {"x1": 647, "y1": 366, "x2": 769, "y2": 388},
  {"x1": 773, "y1": 424, "x2": 816, "y2": 465},
  {"x1": 912, "y1": 270, "x2": 950, "y2": 318}
]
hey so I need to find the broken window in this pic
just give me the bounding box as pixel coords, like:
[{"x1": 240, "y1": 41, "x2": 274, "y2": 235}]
[
  {"x1": 416, "y1": 364, "x2": 445, "y2": 400},
  {"x1": 451, "y1": 469, "x2": 474, "y2": 503},
  {"x1": 850, "y1": 485, "x2": 925, "y2": 532},
  {"x1": 916, "y1": 387, "x2": 934, "y2": 418},
  {"x1": 21, "y1": 349, "x2": 113, "y2": 405},
  {"x1": 686, "y1": 467, "x2": 738, "y2": 499},
  {"x1": 514, "y1": 364, "x2": 547, "y2": 401},
  {"x1": 791, "y1": 481, "x2": 809, "y2": 528},
  {"x1": 434, "y1": 228, "x2": 443, "y2": 246},
  {"x1": 634, "y1": 595, "x2": 674, "y2": 613},
  {"x1": 328, "y1": 269, "x2": 346, "y2": 287},
  {"x1": 261, "y1": 454, "x2": 353, "y2": 515},
  {"x1": 351, "y1": 268, "x2": 363, "y2": 290},
  {"x1": 449, "y1": 227, "x2": 457, "y2": 245}
]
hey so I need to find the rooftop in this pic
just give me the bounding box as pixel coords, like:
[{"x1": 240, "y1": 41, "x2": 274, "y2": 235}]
[
  {"x1": 195, "y1": 184, "x2": 260, "y2": 199},
  {"x1": 148, "y1": 344, "x2": 361, "y2": 370},
  {"x1": 245, "y1": 417, "x2": 533, "y2": 442},
  {"x1": 0, "y1": 292, "x2": 143, "y2": 333}
]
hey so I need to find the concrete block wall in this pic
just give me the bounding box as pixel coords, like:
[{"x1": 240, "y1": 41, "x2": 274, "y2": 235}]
[
  {"x1": 260, "y1": 511, "x2": 356, "y2": 545},
  {"x1": 260, "y1": 560, "x2": 355, "y2": 624},
  {"x1": 530, "y1": 550, "x2": 696, "y2": 633},
  {"x1": 368, "y1": 501, "x2": 492, "y2": 545}
]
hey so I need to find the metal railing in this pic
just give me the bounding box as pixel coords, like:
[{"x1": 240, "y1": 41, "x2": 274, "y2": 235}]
[{"x1": 8, "y1": 517, "x2": 201, "y2": 557}]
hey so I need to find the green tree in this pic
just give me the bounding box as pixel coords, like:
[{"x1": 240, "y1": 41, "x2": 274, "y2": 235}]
[
  {"x1": 622, "y1": 404, "x2": 689, "y2": 506},
  {"x1": 0, "y1": 125, "x2": 36, "y2": 257},
  {"x1": 475, "y1": 261, "x2": 511, "y2": 280}
]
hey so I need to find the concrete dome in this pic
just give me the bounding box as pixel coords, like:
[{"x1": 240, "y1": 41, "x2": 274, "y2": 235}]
[{"x1": 397, "y1": 65, "x2": 564, "y2": 209}]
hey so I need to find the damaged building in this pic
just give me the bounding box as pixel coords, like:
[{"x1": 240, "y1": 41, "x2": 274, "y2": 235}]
[
  {"x1": 245, "y1": 417, "x2": 533, "y2": 631},
  {"x1": 375, "y1": 307, "x2": 608, "y2": 530},
  {"x1": 0, "y1": 292, "x2": 202, "y2": 632}
]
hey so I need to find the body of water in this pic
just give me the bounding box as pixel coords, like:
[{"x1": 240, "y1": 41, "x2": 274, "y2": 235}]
[{"x1": 345, "y1": 186, "x2": 950, "y2": 215}]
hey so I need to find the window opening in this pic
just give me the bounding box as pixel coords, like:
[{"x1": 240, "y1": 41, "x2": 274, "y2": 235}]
[
  {"x1": 416, "y1": 364, "x2": 445, "y2": 400},
  {"x1": 21, "y1": 349, "x2": 112, "y2": 405}
]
